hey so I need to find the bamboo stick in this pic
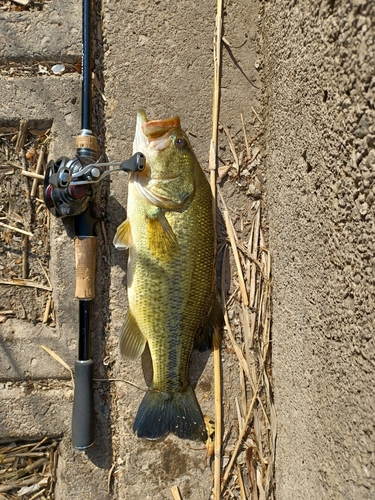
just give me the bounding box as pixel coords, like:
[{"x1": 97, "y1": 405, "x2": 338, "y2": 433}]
[
  {"x1": 210, "y1": 2, "x2": 223, "y2": 499},
  {"x1": 213, "y1": 326, "x2": 222, "y2": 500}
]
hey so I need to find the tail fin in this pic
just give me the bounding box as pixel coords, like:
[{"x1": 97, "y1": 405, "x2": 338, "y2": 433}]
[{"x1": 133, "y1": 386, "x2": 208, "y2": 442}]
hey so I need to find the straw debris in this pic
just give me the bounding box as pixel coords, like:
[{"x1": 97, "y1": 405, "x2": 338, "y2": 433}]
[
  {"x1": 0, "y1": 124, "x2": 52, "y2": 324},
  {"x1": 212, "y1": 108, "x2": 275, "y2": 498},
  {"x1": 0, "y1": 437, "x2": 60, "y2": 499}
]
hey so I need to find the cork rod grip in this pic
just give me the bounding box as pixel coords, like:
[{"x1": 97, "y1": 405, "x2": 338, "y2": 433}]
[{"x1": 75, "y1": 236, "x2": 96, "y2": 299}]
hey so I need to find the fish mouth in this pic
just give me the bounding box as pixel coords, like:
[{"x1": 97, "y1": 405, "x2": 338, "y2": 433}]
[{"x1": 133, "y1": 110, "x2": 180, "y2": 152}]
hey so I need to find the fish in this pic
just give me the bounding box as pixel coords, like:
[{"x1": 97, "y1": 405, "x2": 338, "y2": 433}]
[{"x1": 113, "y1": 110, "x2": 221, "y2": 441}]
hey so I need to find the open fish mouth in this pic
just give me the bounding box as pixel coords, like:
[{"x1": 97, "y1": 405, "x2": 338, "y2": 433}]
[
  {"x1": 133, "y1": 110, "x2": 180, "y2": 152},
  {"x1": 131, "y1": 110, "x2": 193, "y2": 209}
]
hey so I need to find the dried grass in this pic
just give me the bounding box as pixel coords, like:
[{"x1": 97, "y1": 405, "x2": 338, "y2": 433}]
[
  {"x1": 209, "y1": 50, "x2": 275, "y2": 500},
  {"x1": 0, "y1": 437, "x2": 59, "y2": 499},
  {"x1": 217, "y1": 195, "x2": 275, "y2": 498}
]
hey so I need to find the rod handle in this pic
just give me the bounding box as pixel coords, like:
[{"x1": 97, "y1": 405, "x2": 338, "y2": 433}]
[
  {"x1": 72, "y1": 359, "x2": 95, "y2": 450},
  {"x1": 75, "y1": 236, "x2": 96, "y2": 299}
]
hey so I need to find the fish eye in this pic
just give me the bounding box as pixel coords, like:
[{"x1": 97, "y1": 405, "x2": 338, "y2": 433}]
[{"x1": 175, "y1": 137, "x2": 187, "y2": 149}]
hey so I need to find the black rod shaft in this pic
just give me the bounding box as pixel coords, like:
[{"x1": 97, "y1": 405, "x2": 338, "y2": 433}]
[
  {"x1": 81, "y1": 0, "x2": 92, "y2": 130},
  {"x1": 72, "y1": 1, "x2": 96, "y2": 449},
  {"x1": 78, "y1": 299, "x2": 91, "y2": 360}
]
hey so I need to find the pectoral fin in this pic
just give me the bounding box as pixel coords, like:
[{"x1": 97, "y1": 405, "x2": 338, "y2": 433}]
[
  {"x1": 147, "y1": 210, "x2": 178, "y2": 259},
  {"x1": 113, "y1": 219, "x2": 133, "y2": 249},
  {"x1": 119, "y1": 310, "x2": 147, "y2": 360}
]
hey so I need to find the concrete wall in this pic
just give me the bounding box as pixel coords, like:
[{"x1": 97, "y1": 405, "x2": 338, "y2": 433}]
[{"x1": 263, "y1": 0, "x2": 374, "y2": 498}]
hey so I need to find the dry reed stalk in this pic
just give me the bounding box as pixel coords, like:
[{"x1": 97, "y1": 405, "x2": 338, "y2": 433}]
[
  {"x1": 170, "y1": 485, "x2": 183, "y2": 500},
  {"x1": 29, "y1": 437, "x2": 49, "y2": 453},
  {"x1": 221, "y1": 374, "x2": 261, "y2": 491},
  {"x1": 0, "y1": 457, "x2": 46, "y2": 485},
  {"x1": 42, "y1": 295, "x2": 52, "y2": 323},
  {"x1": 239, "y1": 364, "x2": 247, "y2": 418},
  {"x1": 235, "y1": 397, "x2": 244, "y2": 434},
  {"x1": 209, "y1": 0, "x2": 223, "y2": 201},
  {"x1": 37, "y1": 257, "x2": 52, "y2": 289},
  {"x1": 4, "y1": 160, "x2": 23, "y2": 169},
  {"x1": 15, "y1": 119, "x2": 28, "y2": 153},
  {"x1": 236, "y1": 464, "x2": 247, "y2": 500},
  {"x1": 257, "y1": 465, "x2": 266, "y2": 500},
  {"x1": 0, "y1": 278, "x2": 51, "y2": 291},
  {"x1": 251, "y1": 106, "x2": 263, "y2": 125},
  {"x1": 30, "y1": 145, "x2": 45, "y2": 197},
  {"x1": 253, "y1": 409, "x2": 266, "y2": 466},
  {"x1": 265, "y1": 401, "x2": 277, "y2": 498},
  {"x1": 222, "y1": 295, "x2": 251, "y2": 382},
  {"x1": 240, "y1": 113, "x2": 251, "y2": 161},
  {"x1": 219, "y1": 190, "x2": 248, "y2": 306},
  {"x1": 224, "y1": 202, "x2": 275, "y2": 498},
  {"x1": 248, "y1": 202, "x2": 261, "y2": 308},
  {"x1": 107, "y1": 463, "x2": 116, "y2": 495},
  {"x1": 0, "y1": 221, "x2": 32, "y2": 236},
  {"x1": 40, "y1": 345, "x2": 74, "y2": 388},
  {"x1": 21, "y1": 170, "x2": 44, "y2": 180},
  {"x1": 22, "y1": 234, "x2": 28, "y2": 278},
  {"x1": 241, "y1": 304, "x2": 252, "y2": 367},
  {"x1": 210, "y1": 2, "x2": 223, "y2": 499},
  {"x1": 213, "y1": 326, "x2": 222, "y2": 500},
  {"x1": 246, "y1": 448, "x2": 258, "y2": 500},
  {"x1": 0, "y1": 438, "x2": 58, "y2": 497},
  {"x1": 0, "y1": 478, "x2": 40, "y2": 494},
  {"x1": 221, "y1": 230, "x2": 266, "y2": 410},
  {"x1": 29, "y1": 487, "x2": 46, "y2": 500},
  {"x1": 219, "y1": 123, "x2": 239, "y2": 173}
]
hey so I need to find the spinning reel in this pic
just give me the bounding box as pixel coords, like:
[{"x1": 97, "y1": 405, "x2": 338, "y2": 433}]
[{"x1": 44, "y1": 129, "x2": 146, "y2": 218}]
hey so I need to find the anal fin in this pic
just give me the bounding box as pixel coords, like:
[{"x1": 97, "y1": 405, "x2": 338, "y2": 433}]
[{"x1": 119, "y1": 309, "x2": 147, "y2": 360}]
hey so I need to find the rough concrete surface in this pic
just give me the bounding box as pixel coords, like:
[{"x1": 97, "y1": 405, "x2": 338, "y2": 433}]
[
  {"x1": 263, "y1": 0, "x2": 375, "y2": 498},
  {"x1": 1, "y1": 0, "x2": 374, "y2": 499},
  {"x1": 0, "y1": 0, "x2": 81, "y2": 64}
]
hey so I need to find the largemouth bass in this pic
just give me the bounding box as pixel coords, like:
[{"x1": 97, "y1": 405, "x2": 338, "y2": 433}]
[{"x1": 114, "y1": 110, "x2": 220, "y2": 441}]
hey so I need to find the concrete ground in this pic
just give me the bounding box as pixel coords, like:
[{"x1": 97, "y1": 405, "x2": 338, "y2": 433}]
[{"x1": 1, "y1": 0, "x2": 374, "y2": 499}]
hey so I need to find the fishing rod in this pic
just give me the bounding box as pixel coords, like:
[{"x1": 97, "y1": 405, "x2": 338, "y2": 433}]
[{"x1": 44, "y1": 0, "x2": 145, "y2": 450}]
